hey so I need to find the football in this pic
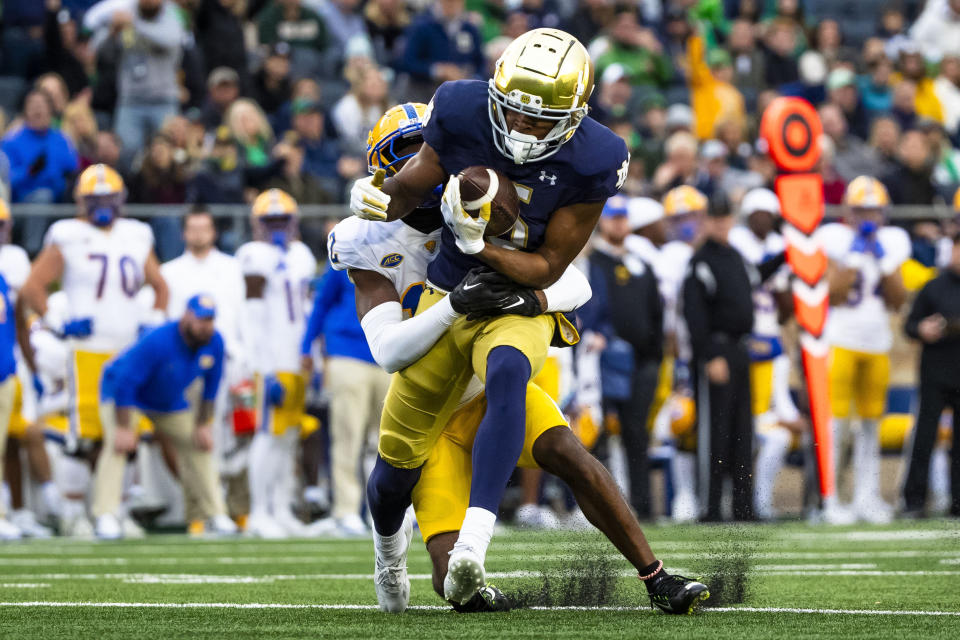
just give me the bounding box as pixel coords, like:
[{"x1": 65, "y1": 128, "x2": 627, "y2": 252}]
[{"x1": 457, "y1": 166, "x2": 520, "y2": 237}]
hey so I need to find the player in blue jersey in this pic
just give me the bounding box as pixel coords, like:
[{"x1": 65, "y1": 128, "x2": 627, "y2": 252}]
[{"x1": 348, "y1": 29, "x2": 702, "y2": 609}]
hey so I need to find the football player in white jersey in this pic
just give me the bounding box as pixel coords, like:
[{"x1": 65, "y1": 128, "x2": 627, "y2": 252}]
[
  {"x1": 814, "y1": 176, "x2": 909, "y2": 524},
  {"x1": 728, "y1": 188, "x2": 799, "y2": 520},
  {"x1": 18, "y1": 163, "x2": 169, "y2": 539},
  {"x1": 237, "y1": 189, "x2": 317, "y2": 538},
  {"x1": 658, "y1": 185, "x2": 707, "y2": 522}
]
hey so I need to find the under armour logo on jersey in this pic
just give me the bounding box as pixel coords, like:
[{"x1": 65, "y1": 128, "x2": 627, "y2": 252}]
[{"x1": 539, "y1": 170, "x2": 557, "y2": 185}]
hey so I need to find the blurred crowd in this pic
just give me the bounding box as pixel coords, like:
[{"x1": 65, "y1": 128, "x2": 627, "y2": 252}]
[{"x1": 0, "y1": 0, "x2": 958, "y2": 539}]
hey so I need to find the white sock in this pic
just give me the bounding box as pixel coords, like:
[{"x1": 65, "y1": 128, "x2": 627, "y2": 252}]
[
  {"x1": 247, "y1": 432, "x2": 273, "y2": 517},
  {"x1": 853, "y1": 419, "x2": 884, "y2": 507},
  {"x1": 672, "y1": 451, "x2": 697, "y2": 497},
  {"x1": 453, "y1": 507, "x2": 496, "y2": 563},
  {"x1": 373, "y1": 513, "x2": 409, "y2": 562},
  {"x1": 831, "y1": 417, "x2": 848, "y2": 498},
  {"x1": 41, "y1": 481, "x2": 62, "y2": 518},
  {"x1": 754, "y1": 426, "x2": 791, "y2": 517},
  {"x1": 269, "y1": 430, "x2": 298, "y2": 518}
]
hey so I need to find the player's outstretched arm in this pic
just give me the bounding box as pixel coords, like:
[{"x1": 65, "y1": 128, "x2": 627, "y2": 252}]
[
  {"x1": 880, "y1": 269, "x2": 907, "y2": 311},
  {"x1": 143, "y1": 251, "x2": 169, "y2": 314},
  {"x1": 475, "y1": 201, "x2": 604, "y2": 289},
  {"x1": 352, "y1": 269, "x2": 459, "y2": 374}
]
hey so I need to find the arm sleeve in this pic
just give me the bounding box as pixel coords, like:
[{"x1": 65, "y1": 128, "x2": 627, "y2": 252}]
[
  {"x1": 543, "y1": 263, "x2": 592, "y2": 313},
  {"x1": 682, "y1": 260, "x2": 716, "y2": 360},
  {"x1": 904, "y1": 281, "x2": 933, "y2": 340},
  {"x1": 202, "y1": 336, "x2": 225, "y2": 401},
  {"x1": 300, "y1": 269, "x2": 342, "y2": 356},
  {"x1": 757, "y1": 252, "x2": 787, "y2": 283},
  {"x1": 112, "y1": 338, "x2": 159, "y2": 408},
  {"x1": 360, "y1": 297, "x2": 459, "y2": 374}
]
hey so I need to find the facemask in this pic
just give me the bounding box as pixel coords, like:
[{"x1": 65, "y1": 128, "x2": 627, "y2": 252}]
[{"x1": 503, "y1": 129, "x2": 547, "y2": 165}]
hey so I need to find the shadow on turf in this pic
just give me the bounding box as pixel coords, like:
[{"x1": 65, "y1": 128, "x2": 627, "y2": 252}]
[{"x1": 504, "y1": 527, "x2": 758, "y2": 610}]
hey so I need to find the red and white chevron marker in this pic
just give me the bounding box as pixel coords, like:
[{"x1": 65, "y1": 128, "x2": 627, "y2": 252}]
[{"x1": 760, "y1": 97, "x2": 836, "y2": 501}]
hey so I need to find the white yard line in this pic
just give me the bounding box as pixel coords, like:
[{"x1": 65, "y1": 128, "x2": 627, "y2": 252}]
[
  {"x1": 0, "y1": 584, "x2": 49, "y2": 588},
  {"x1": 0, "y1": 601, "x2": 957, "y2": 617}
]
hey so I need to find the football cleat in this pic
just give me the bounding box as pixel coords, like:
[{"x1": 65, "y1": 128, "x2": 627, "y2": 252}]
[
  {"x1": 647, "y1": 574, "x2": 710, "y2": 615},
  {"x1": 444, "y1": 546, "x2": 486, "y2": 605},
  {"x1": 374, "y1": 514, "x2": 413, "y2": 613},
  {"x1": 0, "y1": 517, "x2": 23, "y2": 541},
  {"x1": 854, "y1": 497, "x2": 893, "y2": 525},
  {"x1": 451, "y1": 584, "x2": 511, "y2": 613},
  {"x1": 95, "y1": 514, "x2": 122, "y2": 540},
  {"x1": 820, "y1": 498, "x2": 857, "y2": 526},
  {"x1": 274, "y1": 510, "x2": 307, "y2": 537},
  {"x1": 207, "y1": 514, "x2": 240, "y2": 537},
  {"x1": 246, "y1": 513, "x2": 288, "y2": 539},
  {"x1": 11, "y1": 510, "x2": 52, "y2": 539},
  {"x1": 515, "y1": 504, "x2": 560, "y2": 530},
  {"x1": 337, "y1": 514, "x2": 369, "y2": 537},
  {"x1": 61, "y1": 514, "x2": 95, "y2": 539},
  {"x1": 122, "y1": 516, "x2": 146, "y2": 539}
]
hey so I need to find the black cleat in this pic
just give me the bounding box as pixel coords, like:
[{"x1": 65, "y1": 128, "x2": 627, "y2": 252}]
[
  {"x1": 647, "y1": 574, "x2": 710, "y2": 615},
  {"x1": 451, "y1": 584, "x2": 512, "y2": 613}
]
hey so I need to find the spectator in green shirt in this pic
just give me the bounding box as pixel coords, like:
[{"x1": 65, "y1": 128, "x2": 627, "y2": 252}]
[{"x1": 594, "y1": 9, "x2": 672, "y2": 90}]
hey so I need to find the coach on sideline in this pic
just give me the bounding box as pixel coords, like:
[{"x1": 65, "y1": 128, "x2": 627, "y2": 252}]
[
  {"x1": 96, "y1": 294, "x2": 237, "y2": 538},
  {"x1": 902, "y1": 231, "x2": 960, "y2": 518}
]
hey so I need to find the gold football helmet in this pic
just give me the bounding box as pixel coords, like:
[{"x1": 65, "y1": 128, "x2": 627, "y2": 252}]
[
  {"x1": 251, "y1": 188, "x2": 299, "y2": 247},
  {"x1": 662, "y1": 185, "x2": 707, "y2": 243},
  {"x1": 844, "y1": 175, "x2": 889, "y2": 209},
  {"x1": 75, "y1": 163, "x2": 126, "y2": 227},
  {"x1": 488, "y1": 28, "x2": 594, "y2": 164}
]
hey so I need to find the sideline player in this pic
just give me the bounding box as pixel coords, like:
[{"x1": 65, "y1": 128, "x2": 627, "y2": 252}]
[
  {"x1": 350, "y1": 28, "x2": 631, "y2": 603},
  {"x1": 237, "y1": 189, "x2": 317, "y2": 538},
  {"x1": 341, "y1": 103, "x2": 708, "y2": 614},
  {"x1": 815, "y1": 176, "x2": 909, "y2": 524},
  {"x1": 18, "y1": 164, "x2": 169, "y2": 539}
]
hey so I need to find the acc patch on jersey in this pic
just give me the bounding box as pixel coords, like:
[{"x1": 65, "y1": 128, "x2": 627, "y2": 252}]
[
  {"x1": 380, "y1": 253, "x2": 404, "y2": 268},
  {"x1": 199, "y1": 355, "x2": 215, "y2": 370}
]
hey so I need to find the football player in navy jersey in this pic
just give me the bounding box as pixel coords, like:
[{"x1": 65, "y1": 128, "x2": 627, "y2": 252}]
[{"x1": 350, "y1": 29, "x2": 702, "y2": 610}]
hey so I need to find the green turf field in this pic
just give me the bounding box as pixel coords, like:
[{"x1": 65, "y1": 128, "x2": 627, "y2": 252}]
[{"x1": 0, "y1": 520, "x2": 958, "y2": 639}]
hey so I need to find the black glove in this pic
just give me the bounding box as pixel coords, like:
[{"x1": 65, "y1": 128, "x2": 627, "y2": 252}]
[
  {"x1": 29, "y1": 153, "x2": 47, "y2": 177},
  {"x1": 449, "y1": 267, "x2": 543, "y2": 320}
]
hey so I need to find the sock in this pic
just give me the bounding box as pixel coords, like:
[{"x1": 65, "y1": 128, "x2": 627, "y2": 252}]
[
  {"x1": 247, "y1": 432, "x2": 273, "y2": 518},
  {"x1": 640, "y1": 560, "x2": 666, "y2": 591},
  {"x1": 373, "y1": 513, "x2": 409, "y2": 562},
  {"x1": 453, "y1": 506, "x2": 496, "y2": 562},
  {"x1": 270, "y1": 430, "x2": 298, "y2": 518},
  {"x1": 831, "y1": 417, "x2": 848, "y2": 489},
  {"x1": 366, "y1": 455, "x2": 421, "y2": 536},
  {"x1": 468, "y1": 346, "x2": 530, "y2": 512},
  {"x1": 853, "y1": 419, "x2": 882, "y2": 507},
  {"x1": 41, "y1": 481, "x2": 62, "y2": 518}
]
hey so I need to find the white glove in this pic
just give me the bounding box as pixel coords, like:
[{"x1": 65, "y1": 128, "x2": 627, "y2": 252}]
[
  {"x1": 349, "y1": 169, "x2": 390, "y2": 221},
  {"x1": 441, "y1": 175, "x2": 488, "y2": 255}
]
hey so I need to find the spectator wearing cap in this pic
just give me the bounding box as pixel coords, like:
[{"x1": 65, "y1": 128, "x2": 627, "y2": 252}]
[
  {"x1": 778, "y1": 50, "x2": 827, "y2": 106},
  {"x1": 590, "y1": 63, "x2": 633, "y2": 126},
  {"x1": 934, "y1": 54, "x2": 960, "y2": 137},
  {"x1": 252, "y1": 43, "x2": 293, "y2": 120},
  {"x1": 594, "y1": 9, "x2": 672, "y2": 92},
  {"x1": 858, "y1": 54, "x2": 894, "y2": 117},
  {"x1": 579, "y1": 196, "x2": 663, "y2": 519},
  {"x1": 83, "y1": 0, "x2": 185, "y2": 163},
  {"x1": 195, "y1": 0, "x2": 250, "y2": 91},
  {"x1": 892, "y1": 42, "x2": 945, "y2": 126},
  {"x1": 202, "y1": 66, "x2": 241, "y2": 130},
  {"x1": 826, "y1": 67, "x2": 870, "y2": 141},
  {"x1": 682, "y1": 195, "x2": 757, "y2": 522},
  {"x1": 98, "y1": 294, "x2": 237, "y2": 537},
  {"x1": 910, "y1": 0, "x2": 960, "y2": 61},
  {"x1": 883, "y1": 128, "x2": 938, "y2": 205},
  {"x1": 400, "y1": 0, "x2": 484, "y2": 101},
  {"x1": 364, "y1": 0, "x2": 410, "y2": 67},
  {"x1": 686, "y1": 36, "x2": 746, "y2": 142}
]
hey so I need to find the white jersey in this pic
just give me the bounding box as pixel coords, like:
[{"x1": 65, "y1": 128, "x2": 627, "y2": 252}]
[
  {"x1": 236, "y1": 240, "x2": 317, "y2": 374},
  {"x1": 729, "y1": 226, "x2": 788, "y2": 342},
  {"x1": 0, "y1": 244, "x2": 30, "y2": 303},
  {"x1": 161, "y1": 250, "x2": 246, "y2": 360},
  {"x1": 328, "y1": 216, "x2": 441, "y2": 316},
  {"x1": 44, "y1": 218, "x2": 154, "y2": 352},
  {"x1": 814, "y1": 223, "x2": 911, "y2": 354}
]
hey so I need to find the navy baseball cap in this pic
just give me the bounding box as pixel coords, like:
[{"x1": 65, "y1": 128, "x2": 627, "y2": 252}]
[
  {"x1": 187, "y1": 294, "x2": 217, "y2": 319},
  {"x1": 602, "y1": 195, "x2": 629, "y2": 218}
]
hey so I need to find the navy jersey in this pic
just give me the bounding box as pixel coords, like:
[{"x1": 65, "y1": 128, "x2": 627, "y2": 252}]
[{"x1": 422, "y1": 80, "x2": 629, "y2": 291}]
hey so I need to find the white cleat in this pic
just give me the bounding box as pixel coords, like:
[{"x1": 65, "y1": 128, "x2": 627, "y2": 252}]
[
  {"x1": 515, "y1": 504, "x2": 560, "y2": 530},
  {"x1": 207, "y1": 514, "x2": 239, "y2": 537},
  {"x1": 337, "y1": 514, "x2": 369, "y2": 537},
  {"x1": 11, "y1": 510, "x2": 52, "y2": 539},
  {"x1": 304, "y1": 516, "x2": 338, "y2": 537},
  {"x1": 95, "y1": 514, "x2": 123, "y2": 540},
  {"x1": 562, "y1": 507, "x2": 593, "y2": 531},
  {"x1": 122, "y1": 516, "x2": 146, "y2": 539},
  {"x1": 246, "y1": 513, "x2": 288, "y2": 539},
  {"x1": 855, "y1": 498, "x2": 893, "y2": 525},
  {"x1": 62, "y1": 515, "x2": 94, "y2": 539},
  {"x1": 0, "y1": 517, "x2": 23, "y2": 541},
  {"x1": 274, "y1": 510, "x2": 307, "y2": 537},
  {"x1": 821, "y1": 499, "x2": 857, "y2": 526},
  {"x1": 374, "y1": 514, "x2": 413, "y2": 613},
  {"x1": 443, "y1": 546, "x2": 486, "y2": 605}
]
